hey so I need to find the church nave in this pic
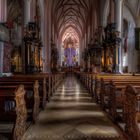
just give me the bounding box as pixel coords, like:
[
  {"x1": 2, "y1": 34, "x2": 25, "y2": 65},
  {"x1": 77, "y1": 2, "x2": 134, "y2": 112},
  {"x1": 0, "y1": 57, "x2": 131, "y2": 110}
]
[{"x1": 0, "y1": 0, "x2": 140, "y2": 140}]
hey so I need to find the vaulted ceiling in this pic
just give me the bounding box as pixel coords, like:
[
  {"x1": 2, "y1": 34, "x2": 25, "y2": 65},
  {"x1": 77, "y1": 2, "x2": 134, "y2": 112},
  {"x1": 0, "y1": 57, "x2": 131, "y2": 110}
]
[
  {"x1": 125, "y1": 0, "x2": 140, "y2": 20},
  {"x1": 52, "y1": 0, "x2": 91, "y2": 38},
  {"x1": 51, "y1": 0, "x2": 140, "y2": 42}
]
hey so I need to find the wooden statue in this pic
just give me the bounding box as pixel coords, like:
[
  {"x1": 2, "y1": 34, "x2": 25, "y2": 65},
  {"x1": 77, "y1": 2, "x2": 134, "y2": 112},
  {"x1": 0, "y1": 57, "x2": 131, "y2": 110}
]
[{"x1": 13, "y1": 85, "x2": 27, "y2": 140}]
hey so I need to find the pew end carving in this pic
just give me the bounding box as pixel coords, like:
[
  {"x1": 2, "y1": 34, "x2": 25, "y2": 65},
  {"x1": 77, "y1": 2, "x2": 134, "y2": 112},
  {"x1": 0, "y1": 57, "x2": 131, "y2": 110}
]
[
  {"x1": 43, "y1": 78, "x2": 47, "y2": 109},
  {"x1": 13, "y1": 85, "x2": 27, "y2": 140},
  {"x1": 124, "y1": 85, "x2": 140, "y2": 140},
  {"x1": 33, "y1": 80, "x2": 40, "y2": 124}
]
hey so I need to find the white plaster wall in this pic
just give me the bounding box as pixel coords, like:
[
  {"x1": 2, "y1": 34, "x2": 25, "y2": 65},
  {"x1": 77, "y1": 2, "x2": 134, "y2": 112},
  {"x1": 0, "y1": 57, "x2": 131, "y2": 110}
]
[{"x1": 123, "y1": 5, "x2": 138, "y2": 72}]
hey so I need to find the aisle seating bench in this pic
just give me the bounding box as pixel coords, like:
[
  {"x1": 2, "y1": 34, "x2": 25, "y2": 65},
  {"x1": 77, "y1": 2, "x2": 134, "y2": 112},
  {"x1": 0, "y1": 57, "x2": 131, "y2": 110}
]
[
  {"x1": 120, "y1": 85, "x2": 140, "y2": 140},
  {"x1": 0, "y1": 80, "x2": 40, "y2": 123},
  {"x1": 0, "y1": 85, "x2": 27, "y2": 140},
  {"x1": 0, "y1": 72, "x2": 65, "y2": 140},
  {"x1": 76, "y1": 72, "x2": 140, "y2": 140},
  {"x1": 0, "y1": 76, "x2": 48, "y2": 109}
]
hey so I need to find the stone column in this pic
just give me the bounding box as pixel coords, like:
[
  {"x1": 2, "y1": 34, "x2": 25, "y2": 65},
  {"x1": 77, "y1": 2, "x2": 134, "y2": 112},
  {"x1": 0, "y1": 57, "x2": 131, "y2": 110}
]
[
  {"x1": 22, "y1": 0, "x2": 28, "y2": 73},
  {"x1": 79, "y1": 38, "x2": 83, "y2": 67},
  {"x1": 0, "y1": 0, "x2": 7, "y2": 22},
  {"x1": 23, "y1": 0, "x2": 30, "y2": 26},
  {"x1": 57, "y1": 38, "x2": 61, "y2": 67},
  {"x1": 22, "y1": 0, "x2": 31, "y2": 73},
  {"x1": 43, "y1": 0, "x2": 52, "y2": 73},
  {"x1": 110, "y1": 0, "x2": 115, "y2": 23},
  {"x1": 115, "y1": 0, "x2": 123, "y2": 73}
]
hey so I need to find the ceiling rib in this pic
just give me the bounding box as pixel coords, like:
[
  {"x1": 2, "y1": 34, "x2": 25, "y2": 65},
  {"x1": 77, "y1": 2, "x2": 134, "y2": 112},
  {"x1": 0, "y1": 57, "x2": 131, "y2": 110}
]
[{"x1": 53, "y1": 0, "x2": 90, "y2": 38}]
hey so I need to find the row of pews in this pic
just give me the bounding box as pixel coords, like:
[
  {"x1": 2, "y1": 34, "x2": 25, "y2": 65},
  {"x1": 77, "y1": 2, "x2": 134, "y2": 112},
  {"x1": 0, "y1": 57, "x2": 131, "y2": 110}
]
[
  {"x1": 76, "y1": 72, "x2": 140, "y2": 140},
  {"x1": 0, "y1": 72, "x2": 65, "y2": 140}
]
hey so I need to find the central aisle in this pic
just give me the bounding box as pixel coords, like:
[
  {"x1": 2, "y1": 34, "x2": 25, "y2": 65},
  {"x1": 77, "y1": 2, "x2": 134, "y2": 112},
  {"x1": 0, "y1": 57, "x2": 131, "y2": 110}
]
[{"x1": 24, "y1": 76, "x2": 125, "y2": 140}]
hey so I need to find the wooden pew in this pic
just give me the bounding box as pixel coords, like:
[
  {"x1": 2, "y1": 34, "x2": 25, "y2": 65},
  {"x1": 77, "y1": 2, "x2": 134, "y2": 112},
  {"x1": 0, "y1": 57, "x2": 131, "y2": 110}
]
[
  {"x1": 122, "y1": 85, "x2": 140, "y2": 140},
  {"x1": 0, "y1": 80, "x2": 40, "y2": 124},
  {"x1": 0, "y1": 85, "x2": 27, "y2": 140},
  {"x1": 107, "y1": 81, "x2": 140, "y2": 121},
  {"x1": 76, "y1": 73, "x2": 140, "y2": 140},
  {"x1": 98, "y1": 78, "x2": 140, "y2": 104},
  {"x1": 0, "y1": 72, "x2": 65, "y2": 108},
  {"x1": 50, "y1": 73, "x2": 65, "y2": 96},
  {"x1": 85, "y1": 75, "x2": 140, "y2": 121},
  {"x1": 32, "y1": 80, "x2": 40, "y2": 123},
  {"x1": 76, "y1": 73, "x2": 140, "y2": 104},
  {"x1": 0, "y1": 76, "x2": 48, "y2": 109},
  {"x1": 80, "y1": 74, "x2": 128, "y2": 100},
  {"x1": 76, "y1": 72, "x2": 97, "y2": 99},
  {"x1": 94, "y1": 75, "x2": 140, "y2": 104},
  {"x1": 95, "y1": 76, "x2": 140, "y2": 123}
]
